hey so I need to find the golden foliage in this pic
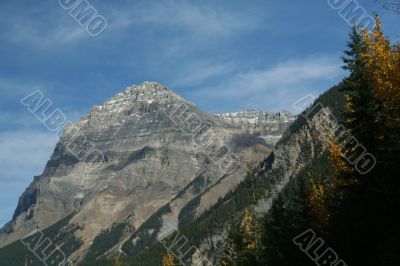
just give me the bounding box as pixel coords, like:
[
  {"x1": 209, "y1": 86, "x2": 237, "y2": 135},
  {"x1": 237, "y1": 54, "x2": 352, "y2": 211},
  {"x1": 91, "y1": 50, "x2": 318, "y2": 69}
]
[
  {"x1": 327, "y1": 138, "x2": 358, "y2": 206},
  {"x1": 328, "y1": 138, "x2": 357, "y2": 179},
  {"x1": 362, "y1": 19, "x2": 400, "y2": 124},
  {"x1": 328, "y1": 139, "x2": 351, "y2": 174},
  {"x1": 307, "y1": 180, "x2": 330, "y2": 230},
  {"x1": 242, "y1": 209, "x2": 256, "y2": 250},
  {"x1": 220, "y1": 209, "x2": 258, "y2": 265},
  {"x1": 162, "y1": 252, "x2": 175, "y2": 266},
  {"x1": 220, "y1": 258, "x2": 230, "y2": 266},
  {"x1": 113, "y1": 255, "x2": 122, "y2": 266}
]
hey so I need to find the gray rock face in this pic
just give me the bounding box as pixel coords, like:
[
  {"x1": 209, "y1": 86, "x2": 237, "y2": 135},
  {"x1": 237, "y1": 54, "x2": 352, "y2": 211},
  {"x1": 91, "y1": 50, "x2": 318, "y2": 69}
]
[
  {"x1": 192, "y1": 107, "x2": 337, "y2": 265},
  {"x1": 0, "y1": 82, "x2": 287, "y2": 263},
  {"x1": 214, "y1": 110, "x2": 296, "y2": 145},
  {"x1": 214, "y1": 110, "x2": 295, "y2": 126}
]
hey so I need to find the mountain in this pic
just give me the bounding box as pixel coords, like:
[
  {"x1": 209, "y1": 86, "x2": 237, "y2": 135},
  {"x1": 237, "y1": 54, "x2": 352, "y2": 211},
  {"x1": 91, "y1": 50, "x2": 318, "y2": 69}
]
[
  {"x1": 87, "y1": 85, "x2": 344, "y2": 266},
  {"x1": 186, "y1": 85, "x2": 346, "y2": 265},
  {"x1": 0, "y1": 82, "x2": 294, "y2": 265},
  {"x1": 214, "y1": 110, "x2": 296, "y2": 146},
  {"x1": 93, "y1": 85, "x2": 344, "y2": 266}
]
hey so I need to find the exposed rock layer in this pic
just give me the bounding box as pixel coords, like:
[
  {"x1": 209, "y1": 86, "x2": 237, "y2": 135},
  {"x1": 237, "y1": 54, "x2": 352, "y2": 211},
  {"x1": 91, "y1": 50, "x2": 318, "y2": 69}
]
[{"x1": 0, "y1": 82, "x2": 294, "y2": 264}]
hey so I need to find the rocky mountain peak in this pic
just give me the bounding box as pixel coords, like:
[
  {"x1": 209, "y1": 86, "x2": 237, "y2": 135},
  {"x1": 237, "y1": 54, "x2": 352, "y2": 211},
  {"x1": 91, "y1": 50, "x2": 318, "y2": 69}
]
[
  {"x1": 63, "y1": 82, "x2": 199, "y2": 143},
  {"x1": 214, "y1": 110, "x2": 296, "y2": 125},
  {"x1": 214, "y1": 110, "x2": 296, "y2": 145},
  {"x1": 88, "y1": 82, "x2": 185, "y2": 116},
  {"x1": 0, "y1": 82, "x2": 290, "y2": 263}
]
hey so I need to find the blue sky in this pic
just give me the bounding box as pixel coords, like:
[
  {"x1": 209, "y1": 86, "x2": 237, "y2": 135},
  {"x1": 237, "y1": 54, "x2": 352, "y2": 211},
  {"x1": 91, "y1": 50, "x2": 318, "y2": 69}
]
[{"x1": 0, "y1": 0, "x2": 399, "y2": 227}]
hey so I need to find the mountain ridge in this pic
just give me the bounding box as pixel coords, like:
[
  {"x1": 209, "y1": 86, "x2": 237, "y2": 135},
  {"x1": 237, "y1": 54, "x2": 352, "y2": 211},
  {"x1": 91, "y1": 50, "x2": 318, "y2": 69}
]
[{"x1": 0, "y1": 82, "x2": 293, "y2": 265}]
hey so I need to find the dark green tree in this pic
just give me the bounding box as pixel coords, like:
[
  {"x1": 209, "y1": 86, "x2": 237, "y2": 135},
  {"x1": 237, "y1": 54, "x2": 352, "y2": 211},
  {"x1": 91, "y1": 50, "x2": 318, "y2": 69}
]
[{"x1": 341, "y1": 26, "x2": 377, "y2": 156}]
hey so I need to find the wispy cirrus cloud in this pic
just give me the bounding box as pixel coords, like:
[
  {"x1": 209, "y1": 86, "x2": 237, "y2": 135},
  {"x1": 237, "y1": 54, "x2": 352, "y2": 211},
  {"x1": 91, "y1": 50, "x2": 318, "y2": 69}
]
[
  {"x1": 170, "y1": 60, "x2": 237, "y2": 87},
  {"x1": 0, "y1": 2, "x2": 95, "y2": 50},
  {"x1": 193, "y1": 55, "x2": 345, "y2": 113},
  {"x1": 110, "y1": 0, "x2": 262, "y2": 39},
  {"x1": 1, "y1": 14, "x2": 90, "y2": 50}
]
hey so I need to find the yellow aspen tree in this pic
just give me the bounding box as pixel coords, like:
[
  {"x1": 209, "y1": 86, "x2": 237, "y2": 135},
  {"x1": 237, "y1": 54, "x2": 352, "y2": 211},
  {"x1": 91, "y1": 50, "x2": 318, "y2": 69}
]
[
  {"x1": 362, "y1": 19, "x2": 400, "y2": 124},
  {"x1": 327, "y1": 138, "x2": 358, "y2": 208},
  {"x1": 328, "y1": 139, "x2": 356, "y2": 177},
  {"x1": 162, "y1": 252, "x2": 175, "y2": 266},
  {"x1": 220, "y1": 257, "x2": 233, "y2": 266},
  {"x1": 221, "y1": 218, "x2": 240, "y2": 265},
  {"x1": 113, "y1": 255, "x2": 122, "y2": 266},
  {"x1": 307, "y1": 180, "x2": 330, "y2": 231},
  {"x1": 328, "y1": 139, "x2": 351, "y2": 174},
  {"x1": 242, "y1": 209, "x2": 256, "y2": 250}
]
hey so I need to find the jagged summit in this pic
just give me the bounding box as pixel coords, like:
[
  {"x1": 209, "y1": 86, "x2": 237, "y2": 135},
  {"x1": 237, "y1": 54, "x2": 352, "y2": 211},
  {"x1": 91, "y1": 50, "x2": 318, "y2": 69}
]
[
  {"x1": 214, "y1": 110, "x2": 296, "y2": 145},
  {"x1": 0, "y1": 82, "x2": 291, "y2": 264},
  {"x1": 88, "y1": 82, "x2": 189, "y2": 115},
  {"x1": 214, "y1": 110, "x2": 296, "y2": 125},
  {"x1": 66, "y1": 82, "x2": 202, "y2": 143}
]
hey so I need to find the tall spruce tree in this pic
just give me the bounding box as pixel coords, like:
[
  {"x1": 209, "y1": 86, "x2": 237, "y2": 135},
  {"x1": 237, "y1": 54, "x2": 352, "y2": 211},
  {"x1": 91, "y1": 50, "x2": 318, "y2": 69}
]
[{"x1": 341, "y1": 26, "x2": 377, "y2": 157}]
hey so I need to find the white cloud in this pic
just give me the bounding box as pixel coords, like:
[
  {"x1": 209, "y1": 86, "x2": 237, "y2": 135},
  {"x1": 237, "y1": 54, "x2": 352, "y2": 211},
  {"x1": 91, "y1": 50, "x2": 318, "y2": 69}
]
[
  {"x1": 170, "y1": 60, "x2": 236, "y2": 87},
  {"x1": 0, "y1": 2, "x2": 95, "y2": 50},
  {"x1": 4, "y1": 20, "x2": 88, "y2": 49},
  {"x1": 194, "y1": 55, "x2": 345, "y2": 112},
  {"x1": 111, "y1": 0, "x2": 262, "y2": 39}
]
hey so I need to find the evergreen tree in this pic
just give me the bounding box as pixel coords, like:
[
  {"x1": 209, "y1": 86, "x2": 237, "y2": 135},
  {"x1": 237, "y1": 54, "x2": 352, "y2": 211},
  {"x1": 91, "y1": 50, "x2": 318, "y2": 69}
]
[
  {"x1": 341, "y1": 25, "x2": 377, "y2": 157},
  {"x1": 328, "y1": 18, "x2": 400, "y2": 266},
  {"x1": 361, "y1": 19, "x2": 400, "y2": 168},
  {"x1": 260, "y1": 169, "x2": 315, "y2": 266}
]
